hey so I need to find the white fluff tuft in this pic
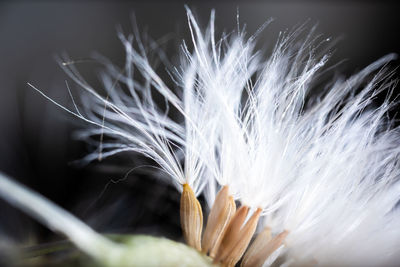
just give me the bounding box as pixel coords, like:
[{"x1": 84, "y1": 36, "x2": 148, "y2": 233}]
[
  {"x1": 259, "y1": 55, "x2": 400, "y2": 265},
  {"x1": 176, "y1": 10, "x2": 400, "y2": 265},
  {"x1": 28, "y1": 8, "x2": 400, "y2": 266}
]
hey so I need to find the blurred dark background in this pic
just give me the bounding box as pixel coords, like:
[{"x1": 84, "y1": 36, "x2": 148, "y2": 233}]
[{"x1": 0, "y1": 0, "x2": 399, "y2": 253}]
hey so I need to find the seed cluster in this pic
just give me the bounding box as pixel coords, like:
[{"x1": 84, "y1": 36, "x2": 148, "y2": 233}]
[{"x1": 181, "y1": 184, "x2": 288, "y2": 267}]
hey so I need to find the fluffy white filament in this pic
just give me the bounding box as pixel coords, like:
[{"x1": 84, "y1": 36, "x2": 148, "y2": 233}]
[
  {"x1": 27, "y1": 7, "x2": 400, "y2": 266},
  {"x1": 176, "y1": 11, "x2": 400, "y2": 265}
]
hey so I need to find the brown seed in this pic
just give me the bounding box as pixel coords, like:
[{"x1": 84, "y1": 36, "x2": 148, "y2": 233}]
[
  {"x1": 240, "y1": 226, "x2": 272, "y2": 267},
  {"x1": 202, "y1": 186, "x2": 237, "y2": 257},
  {"x1": 214, "y1": 205, "x2": 250, "y2": 264},
  {"x1": 222, "y1": 208, "x2": 262, "y2": 267},
  {"x1": 180, "y1": 183, "x2": 203, "y2": 250},
  {"x1": 209, "y1": 195, "x2": 236, "y2": 258},
  {"x1": 202, "y1": 186, "x2": 229, "y2": 254},
  {"x1": 241, "y1": 229, "x2": 289, "y2": 267}
]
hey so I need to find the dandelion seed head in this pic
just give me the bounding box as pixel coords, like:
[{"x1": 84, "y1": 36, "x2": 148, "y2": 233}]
[{"x1": 19, "y1": 7, "x2": 400, "y2": 267}]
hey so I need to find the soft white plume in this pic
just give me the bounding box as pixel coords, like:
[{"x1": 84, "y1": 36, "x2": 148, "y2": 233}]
[
  {"x1": 28, "y1": 8, "x2": 400, "y2": 266},
  {"x1": 260, "y1": 57, "x2": 400, "y2": 265},
  {"x1": 177, "y1": 11, "x2": 400, "y2": 266}
]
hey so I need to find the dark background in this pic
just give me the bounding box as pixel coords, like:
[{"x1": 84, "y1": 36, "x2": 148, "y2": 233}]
[{"x1": 0, "y1": 0, "x2": 399, "y2": 251}]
